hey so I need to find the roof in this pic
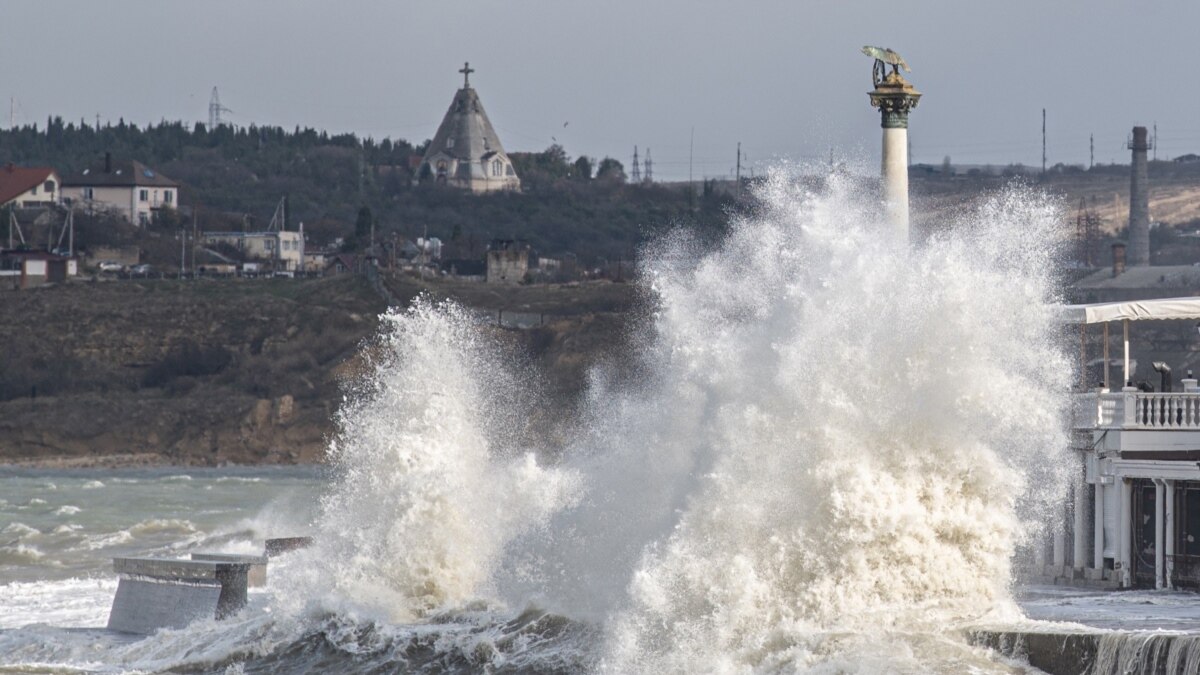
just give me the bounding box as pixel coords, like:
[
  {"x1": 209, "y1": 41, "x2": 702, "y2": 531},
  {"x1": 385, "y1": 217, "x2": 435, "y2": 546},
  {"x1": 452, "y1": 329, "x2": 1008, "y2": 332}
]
[
  {"x1": 61, "y1": 159, "x2": 177, "y2": 188},
  {"x1": 1059, "y1": 297, "x2": 1200, "y2": 324},
  {"x1": 0, "y1": 165, "x2": 57, "y2": 205},
  {"x1": 1, "y1": 249, "x2": 71, "y2": 261},
  {"x1": 422, "y1": 85, "x2": 511, "y2": 164},
  {"x1": 1073, "y1": 265, "x2": 1200, "y2": 290}
]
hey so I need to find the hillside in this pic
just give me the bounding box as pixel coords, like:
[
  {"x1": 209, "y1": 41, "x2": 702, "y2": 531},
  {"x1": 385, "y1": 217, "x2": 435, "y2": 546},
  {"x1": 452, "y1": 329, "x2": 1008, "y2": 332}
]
[
  {"x1": 0, "y1": 275, "x2": 638, "y2": 466},
  {"x1": 0, "y1": 120, "x2": 738, "y2": 263}
]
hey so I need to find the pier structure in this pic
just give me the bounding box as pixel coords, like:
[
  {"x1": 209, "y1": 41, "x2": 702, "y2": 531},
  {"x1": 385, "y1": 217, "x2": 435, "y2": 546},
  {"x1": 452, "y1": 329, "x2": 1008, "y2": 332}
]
[
  {"x1": 865, "y1": 46, "x2": 920, "y2": 239},
  {"x1": 1051, "y1": 297, "x2": 1200, "y2": 591}
]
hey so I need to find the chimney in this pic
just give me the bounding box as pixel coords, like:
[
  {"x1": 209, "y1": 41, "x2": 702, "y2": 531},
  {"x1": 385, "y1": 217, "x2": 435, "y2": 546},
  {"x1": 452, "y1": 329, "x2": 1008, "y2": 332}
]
[
  {"x1": 1128, "y1": 126, "x2": 1150, "y2": 265},
  {"x1": 1112, "y1": 242, "x2": 1126, "y2": 277},
  {"x1": 104, "y1": 152, "x2": 112, "y2": 173}
]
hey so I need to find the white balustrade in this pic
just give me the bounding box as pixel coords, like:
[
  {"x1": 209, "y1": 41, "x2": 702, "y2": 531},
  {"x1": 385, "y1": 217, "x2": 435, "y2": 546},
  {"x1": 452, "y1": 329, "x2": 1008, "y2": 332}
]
[{"x1": 1074, "y1": 392, "x2": 1200, "y2": 430}]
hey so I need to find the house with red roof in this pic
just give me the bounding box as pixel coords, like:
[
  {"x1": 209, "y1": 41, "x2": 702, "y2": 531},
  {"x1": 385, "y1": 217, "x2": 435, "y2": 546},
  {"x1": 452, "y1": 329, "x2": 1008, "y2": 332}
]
[{"x1": 0, "y1": 164, "x2": 61, "y2": 209}]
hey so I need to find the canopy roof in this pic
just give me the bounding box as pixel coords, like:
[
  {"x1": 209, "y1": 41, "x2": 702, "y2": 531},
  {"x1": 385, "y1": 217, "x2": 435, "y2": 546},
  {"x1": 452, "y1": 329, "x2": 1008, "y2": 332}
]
[{"x1": 1059, "y1": 297, "x2": 1200, "y2": 324}]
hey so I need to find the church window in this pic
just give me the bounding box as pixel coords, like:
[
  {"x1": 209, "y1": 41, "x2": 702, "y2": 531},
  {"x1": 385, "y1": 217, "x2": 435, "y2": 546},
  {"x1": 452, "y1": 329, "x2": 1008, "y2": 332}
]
[
  {"x1": 506, "y1": 164, "x2": 515, "y2": 176},
  {"x1": 492, "y1": 159, "x2": 503, "y2": 177},
  {"x1": 446, "y1": 138, "x2": 455, "y2": 149}
]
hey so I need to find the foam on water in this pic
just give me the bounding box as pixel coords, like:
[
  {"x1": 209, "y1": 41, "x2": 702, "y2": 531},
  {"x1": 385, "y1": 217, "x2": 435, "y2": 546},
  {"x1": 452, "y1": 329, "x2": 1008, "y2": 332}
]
[
  {"x1": 0, "y1": 170, "x2": 1077, "y2": 673},
  {"x1": 284, "y1": 171, "x2": 1073, "y2": 672},
  {"x1": 294, "y1": 300, "x2": 581, "y2": 622}
]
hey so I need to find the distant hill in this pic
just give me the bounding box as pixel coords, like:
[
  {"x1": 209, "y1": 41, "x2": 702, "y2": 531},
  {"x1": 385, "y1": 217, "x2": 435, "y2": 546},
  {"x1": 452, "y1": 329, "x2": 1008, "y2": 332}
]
[{"x1": 0, "y1": 118, "x2": 739, "y2": 263}]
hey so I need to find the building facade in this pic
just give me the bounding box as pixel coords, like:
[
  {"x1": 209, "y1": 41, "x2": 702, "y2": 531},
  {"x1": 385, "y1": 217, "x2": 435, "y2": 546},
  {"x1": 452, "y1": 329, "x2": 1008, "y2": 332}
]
[
  {"x1": 61, "y1": 155, "x2": 178, "y2": 226},
  {"x1": 202, "y1": 231, "x2": 304, "y2": 272}
]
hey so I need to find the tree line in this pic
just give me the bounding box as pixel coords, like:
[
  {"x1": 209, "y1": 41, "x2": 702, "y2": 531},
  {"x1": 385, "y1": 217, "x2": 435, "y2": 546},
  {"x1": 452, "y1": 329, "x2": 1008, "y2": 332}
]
[{"x1": 0, "y1": 118, "x2": 740, "y2": 262}]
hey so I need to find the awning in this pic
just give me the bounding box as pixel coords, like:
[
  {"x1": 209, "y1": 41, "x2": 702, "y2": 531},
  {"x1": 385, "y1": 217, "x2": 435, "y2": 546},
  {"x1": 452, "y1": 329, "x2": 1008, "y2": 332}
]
[{"x1": 1059, "y1": 297, "x2": 1200, "y2": 324}]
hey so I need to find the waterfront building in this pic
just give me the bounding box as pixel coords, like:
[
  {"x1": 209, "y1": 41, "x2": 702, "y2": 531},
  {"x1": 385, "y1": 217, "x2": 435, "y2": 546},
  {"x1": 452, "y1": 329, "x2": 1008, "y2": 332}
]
[{"x1": 1058, "y1": 297, "x2": 1200, "y2": 589}]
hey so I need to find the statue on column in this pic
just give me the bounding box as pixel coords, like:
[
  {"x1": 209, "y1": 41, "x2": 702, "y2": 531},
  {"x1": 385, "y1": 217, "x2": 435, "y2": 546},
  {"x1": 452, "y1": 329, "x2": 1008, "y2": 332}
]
[{"x1": 861, "y1": 46, "x2": 911, "y2": 86}]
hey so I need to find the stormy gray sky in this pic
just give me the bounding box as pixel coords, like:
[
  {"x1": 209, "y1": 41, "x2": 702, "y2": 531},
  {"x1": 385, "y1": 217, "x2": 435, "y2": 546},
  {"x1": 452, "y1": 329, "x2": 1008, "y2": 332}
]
[{"x1": 0, "y1": 1, "x2": 1195, "y2": 181}]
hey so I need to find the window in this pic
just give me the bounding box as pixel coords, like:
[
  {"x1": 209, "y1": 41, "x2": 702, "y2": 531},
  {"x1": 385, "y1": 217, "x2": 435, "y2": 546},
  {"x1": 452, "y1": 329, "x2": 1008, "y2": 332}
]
[
  {"x1": 164, "y1": 190, "x2": 173, "y2": 204},
  {"x1": 139, "y1": 189, "x2": 148, "y2": 202},
  {"x1": 446, "y1": 138, "x2": 455, "y2": 149},
  {"x1": 83, "y1": 187, "x2": 94, "y2": 199},
  {"x1": 43, "y1": 180, "x2": 55, "y2": 193},
  {"x1": 492, "y1": 159, "x2": 503, "y2": 177}
]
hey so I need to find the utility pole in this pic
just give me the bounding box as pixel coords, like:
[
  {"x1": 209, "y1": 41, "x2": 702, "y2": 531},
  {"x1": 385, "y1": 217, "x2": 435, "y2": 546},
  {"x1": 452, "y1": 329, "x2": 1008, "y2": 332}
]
[
  {"x1": 688, "y1": 127, "x2": 695, "y2": 208},
  {"x1": 631, "y1": 146, "x2": 641, "y2": 183},
  {"x1": 180, "y1": 229, "x2": 186, "y2": 277},
  {"x1": 1153, "y1": 122, "x2": 1158, "y2": 161},
  {"x1": 1090, "y1": 133, "x2": 1094, "y2": 170},
  {"x1": 1041, "y1": 108, "x2": 1047, "y2": 176},
  {"x1": 736, "y1": 142, "x2": 742, "y2": 197},
  {"x1": 191, "y1": 206, "x2": 198, "y2": 277}
]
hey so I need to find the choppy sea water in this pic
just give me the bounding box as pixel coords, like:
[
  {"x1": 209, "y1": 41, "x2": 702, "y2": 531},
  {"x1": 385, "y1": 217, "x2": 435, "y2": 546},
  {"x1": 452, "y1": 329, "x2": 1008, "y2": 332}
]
[{"x1": 5, "y1": 171, "x2": 1200, "y2": 673}]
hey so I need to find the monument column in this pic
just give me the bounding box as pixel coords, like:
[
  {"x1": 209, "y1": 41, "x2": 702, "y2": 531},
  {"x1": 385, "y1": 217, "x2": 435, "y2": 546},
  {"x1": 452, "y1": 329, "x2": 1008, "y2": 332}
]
[{"x1": 867, "y1": 56, "x2": 920, "y2": 240}]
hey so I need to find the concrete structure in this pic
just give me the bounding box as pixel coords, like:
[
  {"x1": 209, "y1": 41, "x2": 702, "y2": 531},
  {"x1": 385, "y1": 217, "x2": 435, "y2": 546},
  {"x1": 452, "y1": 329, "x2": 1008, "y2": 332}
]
[
  {"x1": 191, "y1": 553, "x2": 268, "y2": 587},
  {"x1": 0, "y1": 165, "x2": 60, "y2": 208},
  {"x1": 106, "y1": 557, "x2": 251, "y2": 634},
  {"x1": 868, "y1": 70, "x2": 920, "y2": 238},
  {"x1": 486, "y1": 239, "x2": 529, "y2": 284},
  {"x1": 1060, "y1": 298, "x2": 1200, "y2": 590},
  {"x1": 202, "y1": 230, "x2": 304, "y2": 272},
  {"x1": 415, "y1": 63, "x2": 521, "y2": 193},
  {"x1": 61, "y1": 154, "x2": 178, "y2": 226},
  {"x1": 1127, "y1": 126, "x2": 1151, "y2": 266}
]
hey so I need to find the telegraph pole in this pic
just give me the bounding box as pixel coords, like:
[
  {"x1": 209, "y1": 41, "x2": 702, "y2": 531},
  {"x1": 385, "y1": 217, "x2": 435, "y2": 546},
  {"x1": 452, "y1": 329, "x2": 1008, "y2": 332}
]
[
  {"x1": 736, "y1": 142, "x2": 742, "y2": 196},
  {"x1": 1090, "y1": 133, "x2": 1094, "y2": 170},
  {"x1": 1041, "y1": 108, "x2": 1047, "y2": 176}
]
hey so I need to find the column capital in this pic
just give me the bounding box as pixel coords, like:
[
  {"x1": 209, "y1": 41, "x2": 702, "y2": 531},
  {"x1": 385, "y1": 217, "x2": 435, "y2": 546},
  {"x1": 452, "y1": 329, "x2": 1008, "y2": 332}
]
[{"x1": 869, "y1": 73, "x2": 921, "y2": 129}]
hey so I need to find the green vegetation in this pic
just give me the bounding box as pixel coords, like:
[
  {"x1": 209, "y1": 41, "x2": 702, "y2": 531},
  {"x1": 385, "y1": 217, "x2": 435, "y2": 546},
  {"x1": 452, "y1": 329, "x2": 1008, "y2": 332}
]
[{"x1": 0, "y1": 119, "x2": 742, "y2": 263}]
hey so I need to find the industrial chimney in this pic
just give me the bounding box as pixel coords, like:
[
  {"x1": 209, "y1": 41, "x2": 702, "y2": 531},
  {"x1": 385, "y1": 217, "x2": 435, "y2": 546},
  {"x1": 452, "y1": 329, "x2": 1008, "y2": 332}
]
[{"x1": 1127, "y1": 126, "x2": 1150, "y2": 266}]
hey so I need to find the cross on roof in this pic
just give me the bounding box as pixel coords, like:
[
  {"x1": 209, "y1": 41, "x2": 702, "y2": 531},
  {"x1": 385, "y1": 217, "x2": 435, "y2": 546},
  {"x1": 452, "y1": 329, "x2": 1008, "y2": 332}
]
[{"x1": 459, "y1": 62, "x2": 474, "y2": 88}]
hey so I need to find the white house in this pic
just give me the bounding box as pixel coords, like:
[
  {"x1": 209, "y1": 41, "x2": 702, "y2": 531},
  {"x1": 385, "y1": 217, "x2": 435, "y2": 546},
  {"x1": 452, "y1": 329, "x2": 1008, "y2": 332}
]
[{"x1": 61, "y1": 154, "x2": 178, "y2": 226}]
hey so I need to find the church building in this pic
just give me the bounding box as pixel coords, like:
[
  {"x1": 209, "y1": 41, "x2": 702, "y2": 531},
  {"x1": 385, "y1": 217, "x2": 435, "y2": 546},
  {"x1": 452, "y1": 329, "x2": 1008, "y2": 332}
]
[{"x1": 415, "y1": 63, "x2": 521, "y2": 193}]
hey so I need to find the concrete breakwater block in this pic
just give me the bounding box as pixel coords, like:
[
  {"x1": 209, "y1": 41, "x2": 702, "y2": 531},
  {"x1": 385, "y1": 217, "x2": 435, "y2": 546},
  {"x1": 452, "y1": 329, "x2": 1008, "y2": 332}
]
[
  {"x1": 969, "y1": 630, "x2": 1098, "y2": 675},
  {"x1": 970, "y1": 629, "x2": 1200, "y2": 675},
  {"x1": 106, "y1": 557, "x2": 251, "y2": 635},
  {"x1": 265, "y1": 536, "x2": 313, "y2": 557},
  {"x1": 190, "y1": 553, "x2": 268, "y2": 587}
]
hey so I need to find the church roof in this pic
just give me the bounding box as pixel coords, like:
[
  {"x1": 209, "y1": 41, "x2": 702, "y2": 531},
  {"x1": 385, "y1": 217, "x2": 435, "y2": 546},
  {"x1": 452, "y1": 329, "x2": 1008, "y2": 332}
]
[{"x1": 423, "y1": 63, "x2": 510, "y2": 164}]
